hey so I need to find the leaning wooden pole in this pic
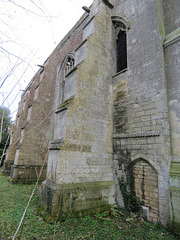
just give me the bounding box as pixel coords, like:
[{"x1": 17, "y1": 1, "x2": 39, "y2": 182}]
[{"x1": 12, "y1": 151, "x2": 48, "y2": 240}]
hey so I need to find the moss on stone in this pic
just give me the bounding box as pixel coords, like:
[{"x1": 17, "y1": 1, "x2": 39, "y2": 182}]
[
  {"x1": 41, "y1": 180, "x2": 115, "y2": 220},
  {"x1": 170, "y1": 162, "x2": 180, "y2": 174},
  {"x1": 57, "y1": 96, "x2": 74, "y2": 109},
  {"x1": 157, "y1": 0, "x2": 165, "y2": 38},
  {"x1": 60, "y1": 143, "x2": 91, "y2": 152},
  {"x1": 164, "y1": 27, "x2": 180, "y2": 45},
  {"x1": 56, "y1": 181, "x2": 115, "y2": 190}
]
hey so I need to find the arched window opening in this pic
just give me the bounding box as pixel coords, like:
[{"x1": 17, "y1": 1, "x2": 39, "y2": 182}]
[
  {"x1": 60, "y1": 53, "x2": 75, "y2": 103},
  {"x1": 116, "y1": 30, "x2": 127, "y2": 72},
  {"x1": 112, "y1": 16, "x2": 129, "y2": 73},
  {"x1": 64, "y1": 56, "x2": 75, "y2": 76}
]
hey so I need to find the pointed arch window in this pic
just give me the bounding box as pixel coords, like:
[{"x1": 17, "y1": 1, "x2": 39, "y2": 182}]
[
  {"x1": 112, "y1": 16, "x2": 130, "y2": 73},
  {"x1": 116, "y1": 30, "x2": 127, "y2": 72},
  {"x1": 64, "y1": 56, "x2": 75, "y2": 76},
  {"x1": 27, "y1": 105, "x2": 32, "y2": 121},
  {"x1": 60, "y1": 53, "x2": 75, "y2": 103},
  {"x1": 34, "y1": 85, "x2": 39, "y2": 100}
]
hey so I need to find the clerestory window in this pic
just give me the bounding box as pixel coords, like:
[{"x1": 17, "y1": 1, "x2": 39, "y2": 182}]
[
  {"x1": 34, "y1": 85, "x2": 39, "y2": 100},
  {"x1": 116, "y1": 30, "x2": 127, "y2": 72},
  {"x1": 112, "y1": 16, "x2": 129, "y2": 73},
  {"x1": 27, "y1": 106, "x2": 32, "y2": 121},
  {"x1": 61, "y1": 54, "x2": 75, "y2": 103},
  {"x1": 64, "y1": 57, "x2": 75, "y2": 76}
]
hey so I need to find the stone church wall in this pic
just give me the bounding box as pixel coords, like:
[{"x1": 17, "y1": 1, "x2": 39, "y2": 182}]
[
  {"x1": 3, "y1": 56, "x2": 57, "y2": 182},
  {"x1": 163, "y1": 0, "x2": 180, "y2": 233},
  {"x1": 3, "y1": 4, "x2": 92, "y2": 183},
  {"x1": 2, "y1": 0, "x2": 180, "y2": 234},
  {"x1": 41, "y1": 0, "x2": 115, "y2": 218},
  {"x1": 112, "y1": 0, "x2": 171, "y2": 226}
]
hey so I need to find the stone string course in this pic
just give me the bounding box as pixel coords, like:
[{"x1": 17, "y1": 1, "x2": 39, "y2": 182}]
[{"x1": 2, "y1": 0, "x2": 180, "y2": 234}]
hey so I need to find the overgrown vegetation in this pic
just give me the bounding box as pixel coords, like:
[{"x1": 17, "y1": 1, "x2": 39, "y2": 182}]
[
  {"x1": 0, "y1": 170, "x2": 178, "y2": 240},
  {"x1": 118, "y1": 175, "x2": 142, "y2": 214}
]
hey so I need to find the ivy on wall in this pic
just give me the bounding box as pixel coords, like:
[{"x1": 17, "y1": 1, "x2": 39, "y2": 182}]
[{"x1": 118, "y1": 175, "x2": 142, "y2": 214}]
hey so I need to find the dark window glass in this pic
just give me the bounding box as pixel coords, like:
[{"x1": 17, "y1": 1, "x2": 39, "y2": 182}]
[{"x1": 116, "y1": 30, "x2": 127, "y2": 72}]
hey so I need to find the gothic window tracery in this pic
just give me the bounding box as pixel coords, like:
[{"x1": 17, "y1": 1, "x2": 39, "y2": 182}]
[
  {"x1": 60, "y1": 54, "x2": 75, "y2": 103},
  {"x1": 64, "y1": 57, "x2": 75, "y2": 76}
]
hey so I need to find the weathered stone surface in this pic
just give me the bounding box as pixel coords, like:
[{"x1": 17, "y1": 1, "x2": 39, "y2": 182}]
[
  {"x1": 9, "y1": 164, "x2": 46, "y2": 184},
  {"x1": 3, "y1": 0, "x2": 180, "y2": 234},
  {"x1": 41, "y1": 180, "x2": 115, "y2": 218},
  {"x1": 112, "y1": 0, "x2": 180, "y2": 233},
  {"x1": 41, "y1": 1, "x2": 115, "y2": 215}
]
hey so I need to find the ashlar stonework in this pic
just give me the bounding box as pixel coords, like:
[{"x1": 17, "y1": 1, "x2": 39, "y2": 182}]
[{"x1": 3, "y1": 0, "x2": 180, "y2": 235}]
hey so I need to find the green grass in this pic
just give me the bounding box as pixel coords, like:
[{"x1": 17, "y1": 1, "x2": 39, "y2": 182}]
[{"x1": 0, "y1": 169, "x2": 179, "y2": 240}]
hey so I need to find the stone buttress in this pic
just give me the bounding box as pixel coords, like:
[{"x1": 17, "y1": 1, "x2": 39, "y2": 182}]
[
  {"x1": 41, "y1": 0, "x2": 116, "y2": 217},
  {"x1": 3, "y1": 0, "x2": 180, "y2": 234}
]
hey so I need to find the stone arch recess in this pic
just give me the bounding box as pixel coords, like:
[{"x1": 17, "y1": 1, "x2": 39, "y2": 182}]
[
  {"x1": 111, "y1": 15, "x2": 130, "y2": 32},
  {"x1": 129, "y1": 155, "x2": 159, "y2": 174},
  {"x1": 128, "y1": 156, "x2": 159, "y2": 223}
]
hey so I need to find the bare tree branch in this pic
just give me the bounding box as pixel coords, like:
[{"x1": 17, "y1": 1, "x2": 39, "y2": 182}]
[
  {"x1": 8, "y1": 0, "x2": 54, "y2": 18},
  {"x1": 0, "y1": 61, "x2": 22, "y2": 89},
  {"x1": 0, "y1": 0, "x2": 60, "y2": 119},
  {"x1": 1, "y1": 52, "x2": 36, "y2": 107}
]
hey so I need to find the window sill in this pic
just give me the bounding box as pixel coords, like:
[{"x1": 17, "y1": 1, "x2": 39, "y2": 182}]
[
  {"x1": 49, "y1": 138, "x2": 64, "y2": 150},
  {"x1": 55, "y1": 95, "x2": 74, "y2": 113},
  {"x1": 112, "y1": 68, "x2": 127, "y2": 78},
  {"x1": 65, "y1": 66, "x2": 77, "y2": 78}
]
